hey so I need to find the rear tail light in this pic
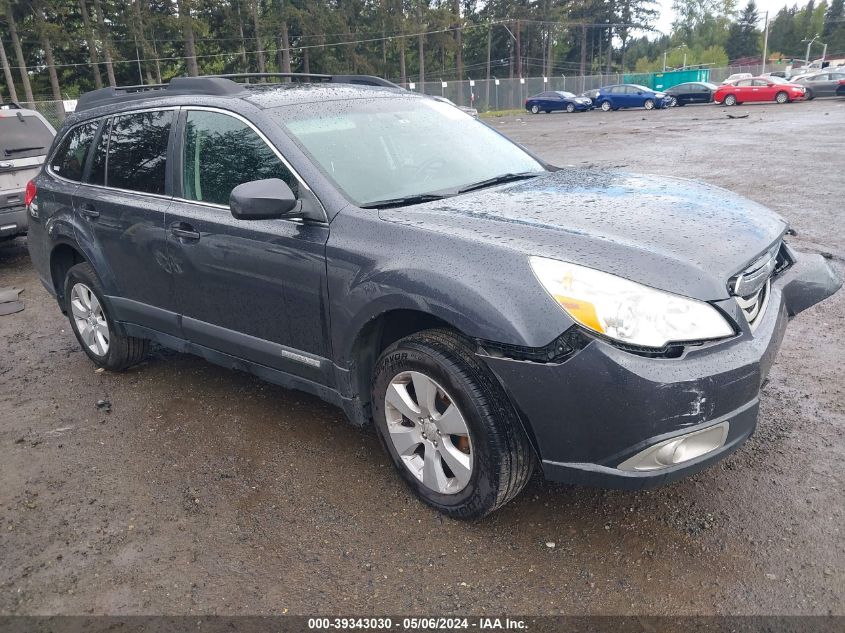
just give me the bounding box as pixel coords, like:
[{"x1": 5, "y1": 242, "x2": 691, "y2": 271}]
[{"x1": 24, "y1": 180, "x2": 36, "y2": 207}]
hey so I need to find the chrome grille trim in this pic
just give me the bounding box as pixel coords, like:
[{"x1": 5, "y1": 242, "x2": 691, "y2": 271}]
[
  {"x1": 736, "y1": 278, "x2": 770, "y2": 331},
  {"x1": 729, "y1": 241, "x2": 783, "y2": 331}
]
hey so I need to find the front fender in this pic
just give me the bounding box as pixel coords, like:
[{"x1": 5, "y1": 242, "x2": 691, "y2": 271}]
[{"x1": 327, "y1": 207, "x2": 573, "y2": 366}]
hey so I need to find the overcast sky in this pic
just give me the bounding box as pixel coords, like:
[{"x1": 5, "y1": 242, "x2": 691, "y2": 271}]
[{"x1": 654, "y1": 0, "x2": 793, "y2": 35}]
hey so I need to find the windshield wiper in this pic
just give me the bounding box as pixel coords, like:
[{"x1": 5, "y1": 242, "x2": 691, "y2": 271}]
[
  {"x1": 359, "y1": 193, "x2": 451, "y2": 209},
  {"x1": 4, "y1": 146, "x2": 45, "y2": 155},
  {"x1": 456, "y1": 172, "x2": 540, "y2": 194}
]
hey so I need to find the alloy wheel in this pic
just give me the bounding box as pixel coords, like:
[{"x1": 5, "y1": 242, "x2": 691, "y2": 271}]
[
  {"x1": 644, "y1": 99, "x2": 655, "y2": 110},
  {"x1": 70, "y1": 282, "x2": 109, "y2": 357},
  {"x1": 530, "y1": 105, "x2": 539, "y2": 114},
  {"x1": 776, "y1": 91, "x2": 788, "y2": 104},
  {"x1": 384, "y1": 371, "x2": 473, "y2": 494}
]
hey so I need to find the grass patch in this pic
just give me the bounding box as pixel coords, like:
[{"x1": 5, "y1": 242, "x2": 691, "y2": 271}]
[{"x1": 479, "y1": 108, "x2": 525, "y2": 119}]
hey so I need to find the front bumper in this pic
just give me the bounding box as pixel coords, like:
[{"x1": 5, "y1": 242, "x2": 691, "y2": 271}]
[
  {"x1": 481, "y1": 250, "x2": 840, "y2": 489},
  {"x1": 0, "y1": 205, "x2": 28, "y2": 238}
]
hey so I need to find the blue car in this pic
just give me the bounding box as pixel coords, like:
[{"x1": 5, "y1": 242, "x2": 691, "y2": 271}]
[
  {"x1": 524, "y1": 91, "x2": 593, "y2": 114},
  {"x1": 594, "y1": 84, "x2": 671, "y2": 111}
]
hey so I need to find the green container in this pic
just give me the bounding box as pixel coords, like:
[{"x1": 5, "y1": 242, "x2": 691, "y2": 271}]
[{"x1": 623, "y1": 69, "x2": 711, "y2": 91}]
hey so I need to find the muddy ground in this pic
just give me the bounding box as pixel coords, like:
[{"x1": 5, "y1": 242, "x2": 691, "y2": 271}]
[{"x1": 1, "y1": 99, "x2": 843, "y2": 616}]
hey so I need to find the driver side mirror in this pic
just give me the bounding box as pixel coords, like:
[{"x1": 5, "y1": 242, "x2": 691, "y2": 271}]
[{"x1": 230, "y1": 178, "x2": 299, "y2": 220}]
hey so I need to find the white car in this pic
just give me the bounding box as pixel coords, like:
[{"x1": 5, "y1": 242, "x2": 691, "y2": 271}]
[
  {"x1": 722, "y1": 73, "x2": 753, "y2": 85},
  {"x1": 1, "y1": 103, "x2": 56, "y2": 241}
]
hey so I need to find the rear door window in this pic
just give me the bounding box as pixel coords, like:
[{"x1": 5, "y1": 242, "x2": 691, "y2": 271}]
[
  {"x1": 181, "y1": 110, "x2": 299, "y2": 207},
  {"x1": 49, "y1": 121, "x2": 99, "y2": 182},
  {"x1": 0, "y1": 114, "x2": 55, "y2": 160},
  {"x1": 106, "y1": 110, "x2": 173, "y2": 195}
]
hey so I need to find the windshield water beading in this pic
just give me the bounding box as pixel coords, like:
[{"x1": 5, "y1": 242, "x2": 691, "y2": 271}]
[{"x1": 269, "y1": 98, "x2": 544, "y2": 206}]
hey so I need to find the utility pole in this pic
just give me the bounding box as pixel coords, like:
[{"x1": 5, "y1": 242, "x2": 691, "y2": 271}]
[
  {"x1": 761, "y1": 11, "x2": 769, "y2": 74},
  {"x1": 485, "y1": 24, "x2": 491, "y2": 110},
  {"x1": 803, "y1": 35, "x2": 819, "y2": 65},
  {"x1": 579, "y1": 23, "x2": 587, "y2": 92}
]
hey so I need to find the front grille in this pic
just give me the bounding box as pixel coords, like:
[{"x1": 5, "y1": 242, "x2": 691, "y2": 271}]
[
  {"x1": 729, "y1": 241, "x2": 790, "y2": 331},
  {"x1": 735, "y1": 278, "x2": 770, "y2": 330}
]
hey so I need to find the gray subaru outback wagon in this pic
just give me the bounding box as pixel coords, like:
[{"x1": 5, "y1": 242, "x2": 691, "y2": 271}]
[{"x1": 25, "y1": 74, "x2": 840, "y2": 518}]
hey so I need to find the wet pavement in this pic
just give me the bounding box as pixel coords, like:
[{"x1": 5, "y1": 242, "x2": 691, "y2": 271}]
[{"x1": 1, "y1": 98, "x2": 843, "y2": 615}]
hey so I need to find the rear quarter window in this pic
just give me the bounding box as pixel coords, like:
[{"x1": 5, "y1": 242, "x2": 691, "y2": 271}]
[
  {"x1": 50, "y1": 121, "x2": 99, "y2": 182},
  {"x1": 0, "y1": 114, "x2": 55, "y2": 160}
]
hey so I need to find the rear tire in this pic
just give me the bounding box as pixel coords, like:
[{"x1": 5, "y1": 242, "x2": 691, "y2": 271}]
[
  {"x1": 371, "y1": 329, "x2": 535, "y2": 519},
  {"x1": 64, "y1": 262, "x2": 149, "y2": 371},
  {"x1": 775, "y1": 91, "x2": 789, "y2": 104}
]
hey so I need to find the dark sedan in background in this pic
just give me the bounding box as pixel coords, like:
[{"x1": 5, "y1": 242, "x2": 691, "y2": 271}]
[
  {"x1": 664, "y1": 81, "x2": 719, "y2": 106},
  {"x1": 795, "y1": 70, "x2": 845, "y2": 99},
  {"x1": 525, "y1": 91, "x2": 593, "y2": 114},
  {"x1": 593, "y1": 84, "x2": 672, "y2": 111}
]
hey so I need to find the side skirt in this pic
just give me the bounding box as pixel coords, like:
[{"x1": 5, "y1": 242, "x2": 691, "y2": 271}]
[{"x1": 121, "y1": 322, "x2": 347, "y2": 411}]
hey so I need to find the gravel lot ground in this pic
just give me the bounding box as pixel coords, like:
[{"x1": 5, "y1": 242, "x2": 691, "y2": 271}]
[{"x1": 1, "y1": 98, "x2": 843, "y2": 616}]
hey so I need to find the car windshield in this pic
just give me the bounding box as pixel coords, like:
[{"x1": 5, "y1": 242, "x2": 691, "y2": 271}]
[
  {"x1": 0, "y1": 114, "x2": 55, "y2": 160},
  {"x1": 556, "y1": 91, "x2": 576, "y2": 98},
  {"x1": 269, "y1": 97, "x2": 544, "y2": 206}
]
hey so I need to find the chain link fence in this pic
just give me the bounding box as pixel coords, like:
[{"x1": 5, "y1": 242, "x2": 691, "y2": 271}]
[
  {"x1": 17, "y1": 101, "x2": 67, "y2": 128},
  {"x1": 18, "y1": 64, "x2": 769, "y2": 123}
]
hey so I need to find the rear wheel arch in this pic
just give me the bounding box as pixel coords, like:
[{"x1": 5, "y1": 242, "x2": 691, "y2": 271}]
[{"x1": 50, "y1": 243, "x2": 87, "y2": 307}]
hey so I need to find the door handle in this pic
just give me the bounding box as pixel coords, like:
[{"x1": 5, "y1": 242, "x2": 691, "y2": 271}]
[
  {"x1": 79, "y1": 205, "x2": 99, "y2": 220},
  {"x1": 169, "y1": 222, "x2": 201, "y2": 242}
]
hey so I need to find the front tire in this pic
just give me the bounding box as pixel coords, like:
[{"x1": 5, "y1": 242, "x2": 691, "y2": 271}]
[
  {"x1": 530, "y1": 104, "x2": 540, "y2": 114},
  {"x1": 600, "y1": 100, "x2": 612, "y2": 112},
  {"x1": 724, "y1": 94, "x2": 737, "y2": 106},
  {"x1": 775, "y1": 91, "x2": 789, "y2": 104},
  {"x1": 643, "y1": 98, "x2": 655, "y2": 110},
  {"x1": 371, "y1": 329, "x2": 534, "y2": 519},
  {"x1": 64, "y1": 262, "x2": 149, "y2": 371},
  {"x1": 566, "y1": 103, "x2": 575, "y2": 113}
]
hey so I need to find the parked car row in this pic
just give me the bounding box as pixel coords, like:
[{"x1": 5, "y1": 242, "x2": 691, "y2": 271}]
[{"x1": 523, "y1": 69, "x2": 845, "y2": 115}]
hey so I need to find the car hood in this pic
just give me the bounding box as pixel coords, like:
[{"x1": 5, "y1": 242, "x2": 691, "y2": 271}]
[{"x1": 379, "y1": 170, "x2": 788, "y2": 300}]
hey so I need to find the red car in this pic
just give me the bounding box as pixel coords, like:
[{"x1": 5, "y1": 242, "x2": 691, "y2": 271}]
[{"x1": 714, "y1": 77, "x2": 807, "y2": 106}]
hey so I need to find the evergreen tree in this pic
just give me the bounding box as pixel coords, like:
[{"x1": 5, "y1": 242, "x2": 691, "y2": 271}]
[{"x1": 726, "y1": 0, "x2": 760, "y2": 60}]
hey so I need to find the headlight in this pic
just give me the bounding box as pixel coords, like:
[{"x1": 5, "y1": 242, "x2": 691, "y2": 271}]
[{"x1": 530, "y1": 257, "x2": 734, "y2": 348}]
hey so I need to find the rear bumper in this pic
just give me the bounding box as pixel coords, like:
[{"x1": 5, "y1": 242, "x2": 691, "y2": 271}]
[
  {"x1": 480, "y1": 250, "x2": 840, "y2": 489},
  {"x1": 0, "y1": 205, "x2": 28, "y2": 238}
]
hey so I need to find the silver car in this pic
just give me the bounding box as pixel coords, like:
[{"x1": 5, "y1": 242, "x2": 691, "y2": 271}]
[
  {"x1": 795, "y1": 70, "x2": 845, "y2": 99},
  {"x1": 0, "y1": 104, "x2": 56, "y2": 241}
]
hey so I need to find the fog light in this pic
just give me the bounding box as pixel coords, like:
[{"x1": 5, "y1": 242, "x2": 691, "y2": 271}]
[{"x1": 617, "y1": 421, "x2": 729, "y2": 472}]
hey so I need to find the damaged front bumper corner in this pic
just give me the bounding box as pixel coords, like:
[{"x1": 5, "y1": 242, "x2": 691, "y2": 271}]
[{"x1": 480, "y1": 248, "x2": 841, "y2": 490}]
